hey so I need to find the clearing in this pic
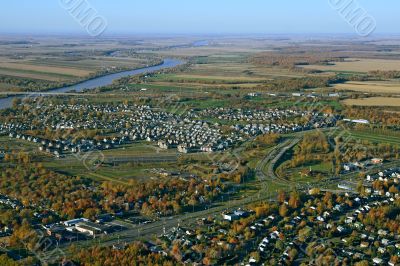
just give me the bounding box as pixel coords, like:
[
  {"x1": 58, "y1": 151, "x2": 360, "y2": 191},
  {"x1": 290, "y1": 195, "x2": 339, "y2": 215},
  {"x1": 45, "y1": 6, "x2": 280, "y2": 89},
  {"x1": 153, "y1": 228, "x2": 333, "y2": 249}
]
[{"x1": 342, "y1": 97, "x2": 400, "y2": 107}]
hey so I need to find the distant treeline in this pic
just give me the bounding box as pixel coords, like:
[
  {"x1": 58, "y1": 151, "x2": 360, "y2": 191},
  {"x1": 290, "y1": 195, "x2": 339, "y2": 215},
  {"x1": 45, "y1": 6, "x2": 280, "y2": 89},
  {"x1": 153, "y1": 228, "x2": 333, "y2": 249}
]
[
  {"x1": 256, "y1": 75, "x2": 346, "y2": 92},
  {"x1": 250, "y1": 51, "x2": 345, "y2": 68},
  {"x1": 0, "y1": 75, "x2": 63, "y2": 92},
  {"x1": 342, "y1": 106, "x2": 400, "y2": 128},
  {"x1": 368, "y1": 70, "x2": 400, "y2": 79}
]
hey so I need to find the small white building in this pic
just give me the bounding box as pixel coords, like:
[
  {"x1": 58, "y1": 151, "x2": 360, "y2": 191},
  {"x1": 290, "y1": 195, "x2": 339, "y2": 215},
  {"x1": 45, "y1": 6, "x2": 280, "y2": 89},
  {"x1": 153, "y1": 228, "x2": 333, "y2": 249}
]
[
  {"x1": 63, "y1": 218, "x2": 89, "y2": 227},
  {"x1": 223, "y1": 213, "x2": 239, "y2": 221}
]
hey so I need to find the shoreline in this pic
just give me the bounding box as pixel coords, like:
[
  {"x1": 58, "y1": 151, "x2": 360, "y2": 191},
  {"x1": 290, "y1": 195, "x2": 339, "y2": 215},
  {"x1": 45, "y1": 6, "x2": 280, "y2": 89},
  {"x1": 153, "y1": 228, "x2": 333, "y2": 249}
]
[{"x1": 0, "y1": 58, "x2": 184, "y2": 109}]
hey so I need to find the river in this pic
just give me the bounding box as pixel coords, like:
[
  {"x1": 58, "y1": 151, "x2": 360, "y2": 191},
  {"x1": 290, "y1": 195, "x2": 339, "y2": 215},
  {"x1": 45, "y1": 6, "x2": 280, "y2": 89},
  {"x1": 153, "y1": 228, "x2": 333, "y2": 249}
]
[{"x1": 0, "y1": 58, "x2": 183, "y2": 110}]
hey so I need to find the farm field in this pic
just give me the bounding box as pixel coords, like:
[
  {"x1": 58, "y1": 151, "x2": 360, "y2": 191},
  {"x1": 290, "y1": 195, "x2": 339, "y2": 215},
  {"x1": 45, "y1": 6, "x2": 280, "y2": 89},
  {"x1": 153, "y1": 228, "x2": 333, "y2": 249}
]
[
  {"x1": 184, "y1": 59, "x2": 308, "y2": 80},
  {"x1": 0, "y1": 61, "x2": 91, "y2": 77},
  {"x1": 0, "y1": 67, "x2": 77, "y2": 82},
  {"x1": 158, "y1": 46, "x2": 265, "y2": 57},
  {"x1": 343, "y1": 97, "x2": 400, "y2": 107},
  {"x1": 146, "y1": 53, "x2": 314, "y2": 92},
  {"x1": 333, "y1": 80, "x2": 400, "y2": 94},
  {"x1": 301, "y1": 58, "x2": 400, "y2": 73},
  {"x1": 143, "y1": 80, "x2": 261, "y2": 89},
  {"x1": 0, "y1": 37, "x2": 163, "y2": 92},
  {"x1": 28, "y1": 57, "x2": 152, "y2": 70},
  {"x1": 0, "y1": 56, "x2": 155, "y2": 83}
]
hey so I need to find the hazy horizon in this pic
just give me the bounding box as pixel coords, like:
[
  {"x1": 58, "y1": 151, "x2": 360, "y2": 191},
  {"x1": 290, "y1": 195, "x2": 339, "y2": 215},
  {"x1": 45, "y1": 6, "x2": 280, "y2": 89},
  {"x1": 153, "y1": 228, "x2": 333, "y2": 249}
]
[{"x1": 1, "y1": 0, "x2": 398, "y2": 36}]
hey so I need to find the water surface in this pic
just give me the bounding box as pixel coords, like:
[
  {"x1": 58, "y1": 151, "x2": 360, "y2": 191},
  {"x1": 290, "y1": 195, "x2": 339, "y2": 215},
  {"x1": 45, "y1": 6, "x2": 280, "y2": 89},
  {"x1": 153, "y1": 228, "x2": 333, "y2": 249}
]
[{"x1": 0, "y1": 58, "x2": 183, "y2": 110}]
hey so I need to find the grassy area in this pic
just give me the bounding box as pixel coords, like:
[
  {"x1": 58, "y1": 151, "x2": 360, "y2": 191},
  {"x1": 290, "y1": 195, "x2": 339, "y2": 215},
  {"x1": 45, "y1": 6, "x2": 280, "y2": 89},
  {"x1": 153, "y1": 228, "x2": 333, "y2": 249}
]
[
  {"x1": 283, "y1": 161, "x2": 333, "y2": 183},
  {"x1": 346, "y1": 129, "x2": 400, "y2": 146},
  {"x1": 150, "y1": 73, "x2": 267, "y2": 83},
  {"x1": 43, "y1": 156, "x2": 178, "y2": 183},
  {"x1": 41, "y1": 142, "x2": 181, "y2": 182},
  {"x1": 0, "y1": 135, "x2": 40, "y2": 153},
  {"x1": 0, "y1": 136, "x2": 182, "y2": 183}
]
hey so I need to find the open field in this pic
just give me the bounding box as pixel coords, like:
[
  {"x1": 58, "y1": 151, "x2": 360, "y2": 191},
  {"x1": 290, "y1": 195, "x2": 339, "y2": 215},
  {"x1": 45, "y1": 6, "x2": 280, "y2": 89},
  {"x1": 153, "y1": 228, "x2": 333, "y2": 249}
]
[
  {"x1": 1, "y1": 124, "x2": 232, "y2": 184},
  {"x1": 0, "y1": 135, "x2": 40, "y2": 153},
  {"x1": 333, "y1": 80, "x2": 400, "y2": 94},
  {"x1": 0, "y1": 62, "x2": 91, "y2": 77},
  {"x1": 0, "y1": 135, "x2": 182, "y2": 183},
  {"x1": 283, "y1": 161, "x2": 333, "y2": 183},
  {"x1": 0, "y1": 56, "x2": 155, "y2": 83},
  {"x1": 346, "y1": 129, "x2": 400, "y2": 146},
  {"x1": 0, "y1": 67, "x2": 77, "y2": 82},
  {"x1": 0, "y1": 36, "x2": 164, "y2": 91},
  {"x1": 343, "y1": 97, "x2": 400, "y2": 107},
  {"x1": 28, "y1": 57, "x2": 153, "y2": 71},
  {"x1": 329, "y1": 128, "x2": 400, "y2": 146},
  {"x1": 147, "y1": 54, "x2": 312, "y2": 91},
  {"x1": 185, "y1": 58, "x2": 307, "y2": 80},
  {"x1": 301, "y1": 58, "x2": 400, "y2": 73}
]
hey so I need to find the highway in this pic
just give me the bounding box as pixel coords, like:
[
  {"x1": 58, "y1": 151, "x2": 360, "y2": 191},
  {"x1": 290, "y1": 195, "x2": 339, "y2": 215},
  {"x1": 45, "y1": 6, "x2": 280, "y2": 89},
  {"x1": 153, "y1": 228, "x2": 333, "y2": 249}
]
[
  {"x1": 44, "y1": 131, "x2": 304, "y2": 261},
  {"x1": 42, "y1": 128, "x2": 400, "y2": 262}
]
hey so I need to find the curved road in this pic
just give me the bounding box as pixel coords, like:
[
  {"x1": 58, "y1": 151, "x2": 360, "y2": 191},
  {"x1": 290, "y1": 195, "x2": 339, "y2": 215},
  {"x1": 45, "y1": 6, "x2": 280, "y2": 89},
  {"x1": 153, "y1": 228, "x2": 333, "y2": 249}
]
[{"x1": 43, "y1": 127, "x2": 400, "y2": 262}]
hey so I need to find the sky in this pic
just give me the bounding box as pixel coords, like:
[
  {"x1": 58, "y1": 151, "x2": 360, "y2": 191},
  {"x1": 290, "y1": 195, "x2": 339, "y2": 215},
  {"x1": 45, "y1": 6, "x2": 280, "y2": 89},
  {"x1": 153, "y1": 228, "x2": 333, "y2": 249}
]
[{"x1": 0, "y1": 0, "x2": 398, "y2": 36}]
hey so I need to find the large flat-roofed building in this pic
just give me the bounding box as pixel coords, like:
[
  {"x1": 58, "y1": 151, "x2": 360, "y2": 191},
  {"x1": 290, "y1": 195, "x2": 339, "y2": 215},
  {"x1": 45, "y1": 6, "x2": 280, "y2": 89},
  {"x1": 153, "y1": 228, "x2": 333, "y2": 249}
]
[{"x1": 75, "y1": 221, "x2": 109, "y2": 236}]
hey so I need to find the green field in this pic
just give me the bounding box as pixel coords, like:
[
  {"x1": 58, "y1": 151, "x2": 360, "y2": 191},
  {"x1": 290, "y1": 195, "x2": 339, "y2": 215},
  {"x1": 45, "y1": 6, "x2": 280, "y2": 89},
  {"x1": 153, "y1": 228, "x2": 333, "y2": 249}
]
[
  {"x1": 283, "y1": 161, "x2": 333, "y2": 183},
  {"x1": 340, "y1": 129, "x2": 400, "y2": 146}
]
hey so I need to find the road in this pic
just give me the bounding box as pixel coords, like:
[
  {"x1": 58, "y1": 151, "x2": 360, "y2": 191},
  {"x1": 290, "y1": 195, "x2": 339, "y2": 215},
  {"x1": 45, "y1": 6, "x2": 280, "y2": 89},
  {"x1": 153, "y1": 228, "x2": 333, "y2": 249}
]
[
  {"x1": 43, "y1": 186, "x2": 279, "y2": 261},
  {"x1": 44, "y1": 131, "x2": 308, "y2": 260},
  {"x1": 256, "y1": 137, "x2": 301, "y2": 183},
  {"x1": 43, "y1": 128, "x2": 400, "y2": 261}
]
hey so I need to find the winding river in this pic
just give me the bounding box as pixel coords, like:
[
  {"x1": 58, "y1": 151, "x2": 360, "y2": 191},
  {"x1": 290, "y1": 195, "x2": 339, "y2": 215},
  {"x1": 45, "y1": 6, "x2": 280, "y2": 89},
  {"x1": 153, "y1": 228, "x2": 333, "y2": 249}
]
[{"x1": 0, "y1": 58, "x2": 183, "y2": 110}]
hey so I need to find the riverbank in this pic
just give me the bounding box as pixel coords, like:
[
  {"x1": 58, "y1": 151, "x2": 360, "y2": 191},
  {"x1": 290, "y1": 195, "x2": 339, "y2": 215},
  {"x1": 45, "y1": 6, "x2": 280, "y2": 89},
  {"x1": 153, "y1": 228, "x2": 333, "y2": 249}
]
[{"x1": 0, "y1": 58, "x2": 183, "y2": 110}]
